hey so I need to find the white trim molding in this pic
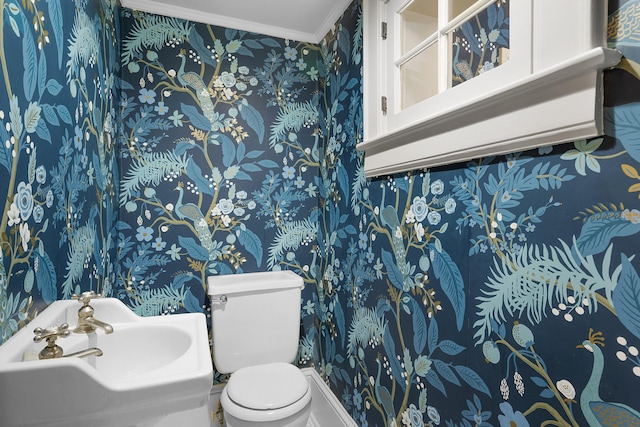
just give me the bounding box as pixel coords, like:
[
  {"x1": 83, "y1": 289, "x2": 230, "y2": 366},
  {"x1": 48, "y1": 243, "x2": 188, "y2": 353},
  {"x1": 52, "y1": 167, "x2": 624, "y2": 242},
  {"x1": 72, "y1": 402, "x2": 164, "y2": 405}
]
[
  {"x1": 303, "y1": 367, "x2": 358, "y2": 427},
  {"x1": 120, "y1": 0, "x2": 352, "y2": 44}
]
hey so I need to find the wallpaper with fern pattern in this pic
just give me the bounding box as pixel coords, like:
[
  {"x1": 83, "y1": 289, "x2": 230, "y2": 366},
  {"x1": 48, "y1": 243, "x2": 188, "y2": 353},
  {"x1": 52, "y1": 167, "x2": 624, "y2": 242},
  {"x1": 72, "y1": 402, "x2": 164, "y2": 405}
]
[
  {"x1": 3, "y1": 0, "x2": 640, "y2": 426},
  {"x1": 0, "y1": 0, "x2": 120, "y2": 343}
]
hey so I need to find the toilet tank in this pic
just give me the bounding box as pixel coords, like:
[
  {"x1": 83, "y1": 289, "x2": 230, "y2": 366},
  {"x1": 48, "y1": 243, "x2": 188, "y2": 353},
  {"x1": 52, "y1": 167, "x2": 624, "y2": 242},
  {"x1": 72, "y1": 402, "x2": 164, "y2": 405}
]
[{"x1": 207, "y1": 270, "x2": 303, "y2": 374}]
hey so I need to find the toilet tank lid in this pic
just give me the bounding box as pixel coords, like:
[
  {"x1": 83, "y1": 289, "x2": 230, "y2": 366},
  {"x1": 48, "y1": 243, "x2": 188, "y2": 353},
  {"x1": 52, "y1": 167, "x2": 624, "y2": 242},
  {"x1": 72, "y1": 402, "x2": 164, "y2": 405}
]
[{"x1": 207, "y1": 270, "x2": 303, "y2": 296}]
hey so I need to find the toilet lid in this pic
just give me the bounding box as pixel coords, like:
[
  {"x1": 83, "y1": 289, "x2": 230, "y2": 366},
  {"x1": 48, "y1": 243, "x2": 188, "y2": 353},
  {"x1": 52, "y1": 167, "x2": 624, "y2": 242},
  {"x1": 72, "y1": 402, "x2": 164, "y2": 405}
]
[{"x1": 226, "y1": 362, "x2": 309, "y2": 410}]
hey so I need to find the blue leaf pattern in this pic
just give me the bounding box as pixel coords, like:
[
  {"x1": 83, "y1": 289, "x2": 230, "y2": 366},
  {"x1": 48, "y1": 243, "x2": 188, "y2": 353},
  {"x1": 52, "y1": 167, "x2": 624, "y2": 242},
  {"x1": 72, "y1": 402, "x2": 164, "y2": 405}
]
[
  {"x1": 454, "y1": 365, "x2": 491, "y2": 397},
  {"x1": 239, "y1": 103, "x2": 265, "y2": 144},
  {"x1": 612, "y1": 255, "x2": 640, "y2": 339},
  {"x1": 185, "y1": 157, "x2": 214, "y2": 196},
  {"x1": 181, "y1": 102, "x2": 211, "y2": 131},
  {"x1": 178, "y1": 236, "x2": 209, "y2": 261},
  {"x1": 434, "y1": 359, "x2": 461, "y2": 386},
  {"x1": 429, "y1": 244, "x2": 465, "y2": 331},
  {"x1": 46, "y1": 0, "x2": 64, "y2": 67},
  {"x1": 22, "y1": 14, "x2": 37, "y2": 100},
  {"x1": 605, "y1": 103, "x2": 640, "y2": 162},
  {"x1": 576, "y1": 209, "x2": 640, "y2": 256},
  {"x1": 383, "y1": 326, "x2": 406, "y2": 391},
  {"x1": 237, "y1": 227, "x2": 263, "y2": 266},
  {"x1": 381, "y1": 248, "x2": 404, "y2": 290},
  {"x1": 409, "y1": 297, "x2": 427, "y2": 353},
  {"x1": 183, "y1": 289, "x2": 203, "y2": 313},
  {"x1": 33, "y1": 247, "x2": 56, "y2": 303}
]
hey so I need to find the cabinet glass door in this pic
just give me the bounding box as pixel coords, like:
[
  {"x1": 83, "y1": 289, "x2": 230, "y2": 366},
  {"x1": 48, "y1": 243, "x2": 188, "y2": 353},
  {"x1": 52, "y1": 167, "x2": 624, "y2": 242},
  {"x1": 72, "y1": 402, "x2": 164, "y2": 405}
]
[
  {"x1": 397, "y1": 0, "x2": 510, "y2": 111},
  {"x1": 399, "y1": 1, "x2": 439, "y2": 110}
]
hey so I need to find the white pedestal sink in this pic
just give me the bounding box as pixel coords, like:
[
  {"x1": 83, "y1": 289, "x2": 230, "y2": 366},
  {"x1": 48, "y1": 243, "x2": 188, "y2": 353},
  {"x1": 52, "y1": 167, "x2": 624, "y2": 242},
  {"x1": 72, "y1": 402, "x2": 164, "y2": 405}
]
[{"x1": 0, "y1": 298, "x2": 213, "y2": 427}]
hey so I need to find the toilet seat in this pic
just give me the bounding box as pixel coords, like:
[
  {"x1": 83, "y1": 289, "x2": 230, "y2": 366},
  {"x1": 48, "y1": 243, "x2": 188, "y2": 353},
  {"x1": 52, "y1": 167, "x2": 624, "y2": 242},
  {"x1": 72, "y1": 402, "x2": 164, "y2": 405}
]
[
  {"x1": 227, "y1": 362, "x2": 308, "y2": 410},
  {"x1": 221, "y1": 363, "x2": 312, "y2": 423}
]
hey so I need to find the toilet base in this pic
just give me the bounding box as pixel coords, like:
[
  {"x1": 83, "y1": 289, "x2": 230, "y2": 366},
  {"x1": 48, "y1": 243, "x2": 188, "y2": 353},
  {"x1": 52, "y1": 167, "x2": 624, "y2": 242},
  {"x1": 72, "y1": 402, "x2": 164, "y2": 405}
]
[{"x1": 223, "y1": 399, "x2": 312, "y2": 427}]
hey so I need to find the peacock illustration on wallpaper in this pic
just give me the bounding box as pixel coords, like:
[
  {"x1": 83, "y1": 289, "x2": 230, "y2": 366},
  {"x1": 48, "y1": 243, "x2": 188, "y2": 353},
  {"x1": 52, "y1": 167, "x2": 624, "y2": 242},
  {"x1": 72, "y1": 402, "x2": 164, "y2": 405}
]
[
  {"x1": 374, "y1": 354, "x2": 396, "y2": 422},
  {"x1": 174, "y1": 181, "x2": 215, "y2": 260},
  {"x1": 450, "y1": 1, "x2": 509, "y2": 87},
  {"x1": 579, "y1": 329, "x2": 640, "y2": 427},
  {"x1": 176, "y1": 48, "x2": 216, "y2": 130},
  {"x1": 452, "y1": 37, "x2": 473, "y2": 82},
  {"x1": 380, "y1": 205, "x2": 413, "y2": 293}
]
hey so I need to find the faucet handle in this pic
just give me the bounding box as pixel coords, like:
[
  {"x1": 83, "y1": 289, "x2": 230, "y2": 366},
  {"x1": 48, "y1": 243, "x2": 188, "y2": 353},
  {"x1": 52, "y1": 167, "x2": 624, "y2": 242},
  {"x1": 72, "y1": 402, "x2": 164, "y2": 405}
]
[
  {"x1": 33, "y1": 323, "x2": 71, "y2": 343},
  {"x1": 33, "y1": 323, "x2": 70, "y2": 359},
  {"x1": 72, "y1": 291, "x2": 102, "y2": 305}
]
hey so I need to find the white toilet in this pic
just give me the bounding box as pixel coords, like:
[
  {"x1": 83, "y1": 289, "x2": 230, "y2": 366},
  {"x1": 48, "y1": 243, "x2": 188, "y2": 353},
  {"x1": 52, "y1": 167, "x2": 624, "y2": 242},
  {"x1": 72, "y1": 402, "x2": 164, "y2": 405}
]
[{"x1": 207, "y1": 270, "x2": 312, "y2": 427}]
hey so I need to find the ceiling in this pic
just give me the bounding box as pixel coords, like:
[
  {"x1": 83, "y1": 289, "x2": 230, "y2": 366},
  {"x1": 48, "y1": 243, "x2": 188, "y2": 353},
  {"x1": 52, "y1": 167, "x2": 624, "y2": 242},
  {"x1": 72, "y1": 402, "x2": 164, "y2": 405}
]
[{"x1": 120, "y1": 0, "x2": 353, "y2": 43}]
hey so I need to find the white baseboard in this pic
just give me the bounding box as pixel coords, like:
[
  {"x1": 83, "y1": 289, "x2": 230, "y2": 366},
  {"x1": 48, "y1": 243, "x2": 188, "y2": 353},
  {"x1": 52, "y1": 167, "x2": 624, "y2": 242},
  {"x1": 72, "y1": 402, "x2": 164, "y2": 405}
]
[{"x1": 302, "y1": 367, "x2": 358, "y2": 427}]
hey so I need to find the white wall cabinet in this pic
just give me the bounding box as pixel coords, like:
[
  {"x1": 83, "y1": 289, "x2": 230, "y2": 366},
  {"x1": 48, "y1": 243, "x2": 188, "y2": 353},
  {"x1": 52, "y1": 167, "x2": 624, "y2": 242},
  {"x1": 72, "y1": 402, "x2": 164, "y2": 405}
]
[{"x1": 357, "y1": 0, "x2": 621, "y2": 177}]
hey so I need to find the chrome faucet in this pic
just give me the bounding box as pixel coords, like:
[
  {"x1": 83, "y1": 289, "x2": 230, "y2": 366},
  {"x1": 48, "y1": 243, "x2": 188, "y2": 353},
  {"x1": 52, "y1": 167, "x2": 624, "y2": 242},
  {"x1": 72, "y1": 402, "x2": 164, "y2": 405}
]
[
  {"x1": 33, "y1": 323, "x2": 103, "y2": 360},
  {"x1": 72, "y1": 291, "x2": 114, "y2": 334}
]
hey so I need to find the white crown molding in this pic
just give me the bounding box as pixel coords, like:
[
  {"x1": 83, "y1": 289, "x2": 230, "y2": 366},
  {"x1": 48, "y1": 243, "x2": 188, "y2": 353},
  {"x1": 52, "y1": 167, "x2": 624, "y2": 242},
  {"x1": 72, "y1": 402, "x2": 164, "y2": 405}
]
[
  {"x1": 311, "y1": 0, "x2": 354, "y2": 43},
  {"x1": 120, "y1": 0, "x2": 352, "y2": 44}
]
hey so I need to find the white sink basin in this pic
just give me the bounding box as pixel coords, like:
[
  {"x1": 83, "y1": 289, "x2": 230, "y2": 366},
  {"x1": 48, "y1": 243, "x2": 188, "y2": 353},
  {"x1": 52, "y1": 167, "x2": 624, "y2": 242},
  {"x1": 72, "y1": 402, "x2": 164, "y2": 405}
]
[{"x1": 0, "y1": 298, "x2": 213, "y2": 427}]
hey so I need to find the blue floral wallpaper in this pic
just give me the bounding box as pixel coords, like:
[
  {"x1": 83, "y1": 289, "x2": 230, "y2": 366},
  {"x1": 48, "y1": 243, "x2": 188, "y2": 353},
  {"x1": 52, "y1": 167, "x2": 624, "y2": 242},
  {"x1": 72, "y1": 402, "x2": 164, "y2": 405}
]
[
  {"x1": 117, "y1": 10, "x2": 320, "y2": 322},
  {"x1": 2, "y1": 0, "x2": 640, "y2": 426},
  {"x1": 0, "y1": 0, "x2": 120, "y2": 343}
]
